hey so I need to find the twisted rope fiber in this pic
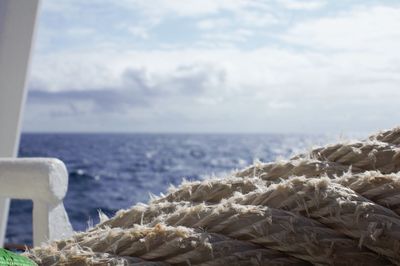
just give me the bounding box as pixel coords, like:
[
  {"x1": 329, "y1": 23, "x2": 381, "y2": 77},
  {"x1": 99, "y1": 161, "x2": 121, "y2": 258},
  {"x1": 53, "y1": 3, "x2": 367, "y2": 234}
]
[
  {"x1": 230, "y1": 177, "x2": 400, "y2": 263},
  {"x1": 101, "y1": 175, "x2": 400, "y2": 264},
  {"x1": 154, "y1": 172, "x2": 400, "y2": 218},
  {"x1": 237, "y1": 141, "x2": 400, "y2": 180},
  {"x1": 336, "y1": 172, "x2": 400, "y2": 216},
  {"x1": 148, "y1": 202, "x2": 385, "y2": 265},
  {"x1": 26, "y1": 127, "x2": 400, "y2": 265},
  {"x1": 95, "y1": 200, "x2": 385, "y2": 264},
  {"x1": 236, "y1": 129, "x2": 400, "y2": 180},
  {"x1": 300, "y1": 141, "x2": 400, "y2": 173},
  {"x1": 236, "y1": 159, "x2": 356, "y2": 180},
  {"x1": 28, "y1": 224, "x2": 303, "y2": 266},
  {"x1": 28, "y1": 247, "x2": 167, "y2": 266},
  {"x1": 372, "y1": 127, "x2": 400, "y2": 145},
  {"x1": 154, "y1": 177, "x2": 264, "y2": 205}
]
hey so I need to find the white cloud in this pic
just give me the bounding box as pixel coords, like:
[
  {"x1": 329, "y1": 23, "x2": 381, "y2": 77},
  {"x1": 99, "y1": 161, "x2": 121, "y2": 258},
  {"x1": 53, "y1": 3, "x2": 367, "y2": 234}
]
[
  {"x1": 282, "y1": 5, "x2": 400, "y2": 52},
  {"x1": 200, "y1": 28, "x2": 254, "y2": 45},
  {"x1": 278, "y1": 0, "x2": 326, "y2": 10},
  {"x1": 128, "y1": 26, "x2": 150, "y2": 39},
  {"x1": 27, "y1": 1, "x2": 400, "y2": 133},
  {"x1": 42, "y1": 0, "x2": 244, "y2": 19},
  {"x1": 117, "y1": 0, "x2": 250, "y2": 17},
  {"x1": 197, "y1": 18, "x2": 232, "y2": 30},
  {"x1": 66, "y1": 28, "x2": 96, "y2": 37},
  {"x1": 118, "y1": 0, "x2": 277, "y2": 30}
]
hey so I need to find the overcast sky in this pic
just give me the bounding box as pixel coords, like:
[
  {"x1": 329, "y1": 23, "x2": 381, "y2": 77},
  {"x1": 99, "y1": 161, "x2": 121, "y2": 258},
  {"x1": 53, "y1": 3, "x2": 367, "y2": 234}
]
[{"x1": 23, "y1": 0, "x2": 400, "y2": 134}]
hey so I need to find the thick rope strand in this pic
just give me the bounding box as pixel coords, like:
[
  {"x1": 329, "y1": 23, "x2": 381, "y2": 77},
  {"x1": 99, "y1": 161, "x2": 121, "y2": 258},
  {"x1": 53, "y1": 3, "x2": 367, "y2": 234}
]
[
  {"x1": 28, "y1": 224, "x2": 305, "y2": 266},
  {"x1": 230, "y1": 177, "x2": 400, "y2": 263}
]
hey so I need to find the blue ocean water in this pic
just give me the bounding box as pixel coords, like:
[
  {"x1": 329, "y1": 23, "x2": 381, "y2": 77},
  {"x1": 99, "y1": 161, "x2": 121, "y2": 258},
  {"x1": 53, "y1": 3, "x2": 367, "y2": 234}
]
[{"x1": 6, "y1": 133, "x2": 331, "y2": 245}]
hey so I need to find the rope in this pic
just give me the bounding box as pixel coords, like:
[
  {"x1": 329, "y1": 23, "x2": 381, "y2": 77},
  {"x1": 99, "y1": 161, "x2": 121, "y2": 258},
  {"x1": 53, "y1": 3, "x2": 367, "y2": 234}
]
[
  {"x1": 152, "y1": 202, "x2": 386, "y2": 265},
  {"x1": 372, "y1": 127, "x2": 400, "y2": 145},
  {"x1": 231, "y1": 177, "x2": 400, "y2": 263},
  {"x1": 237, "y1": 159, "x2": 355, "y2": 180},
  {"x1": 336, "y1": 172, "x2": 400, "y2": 215},
  {"x1": 237, "y1": 141, "x2": 400, "y2": 180},
  {"x1": 94, "y1": 201, "x2": 386, "y2": 264},
  {"x1": 28, "y1": 224, "x2": 305, "y2": 265},
  {"x1": 26, "y1": 127, "x2": 400, "y2": 265}
]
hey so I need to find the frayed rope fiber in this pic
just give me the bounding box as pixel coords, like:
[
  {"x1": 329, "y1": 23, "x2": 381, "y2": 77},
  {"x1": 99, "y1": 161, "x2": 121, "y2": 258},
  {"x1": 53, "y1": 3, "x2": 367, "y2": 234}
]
[{"x1": 25, "y1": 127, "x2": 400, "y2": 265}]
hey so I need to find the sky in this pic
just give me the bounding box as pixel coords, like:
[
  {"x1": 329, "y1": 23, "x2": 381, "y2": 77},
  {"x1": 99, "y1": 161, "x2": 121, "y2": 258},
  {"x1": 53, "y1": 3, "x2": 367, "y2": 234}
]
[{"x1": 23, "y1": 0, "x2": 400, "y2": 134}]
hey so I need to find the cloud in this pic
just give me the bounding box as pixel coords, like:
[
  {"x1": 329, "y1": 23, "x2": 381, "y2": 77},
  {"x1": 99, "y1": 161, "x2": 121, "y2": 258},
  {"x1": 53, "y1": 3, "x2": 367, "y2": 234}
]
[
  {"x1": 116, "y1": 0, "x2": 250, "y2": 17},
  {"x1": 200, "y1": 29, "x2": 255, "y2": 45},
  {"x1": 25, "y1": 1, "x2": 400, "y2": 133},
  {"x1": 127, "y1": 26, "x2": 150, "y2": 39},
  {"x1": 27, "y1": 32, "x2": 400, "y2": 133},
  {"x1": 278, "y1": 0, "x2": 326, "y2": 10},
  {"x1": 28, "y1": 89, "x2": 146, "y2": 115},
  {"x1": 197, "y1": 18, "x2": 232, "y2": 30},
  {"x1": 28, "y1": 60, "x2": 228, "y2": 117},
  {"x1": 282, "y1": 5, "x2": 400, "y2": 52},
  {"x1": 37, "y1": 0, "x2": 277, "y2": 51}
]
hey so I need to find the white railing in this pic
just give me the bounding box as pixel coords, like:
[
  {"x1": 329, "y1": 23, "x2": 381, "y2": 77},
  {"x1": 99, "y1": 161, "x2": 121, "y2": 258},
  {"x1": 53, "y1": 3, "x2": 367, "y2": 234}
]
[
  {"x1": 0, "y1": 0, "x2": 74, "y2": 247},
  {"x1": 0, "y1": 0, "x2": 46, "y2": 247},
  {"x1": 0, "y1": 158, "x2": 73, "y2": 246}
]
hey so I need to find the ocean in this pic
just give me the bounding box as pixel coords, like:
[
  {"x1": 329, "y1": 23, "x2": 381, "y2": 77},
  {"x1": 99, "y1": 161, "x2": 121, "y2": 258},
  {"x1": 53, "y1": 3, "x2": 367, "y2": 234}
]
[{"x1": 6, "y1": 133, "x2": 332, "y2": 245}]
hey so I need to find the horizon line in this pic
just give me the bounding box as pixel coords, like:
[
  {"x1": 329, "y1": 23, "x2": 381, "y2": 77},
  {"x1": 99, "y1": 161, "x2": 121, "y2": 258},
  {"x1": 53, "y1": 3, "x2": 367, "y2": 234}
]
[{"x1": 20, "y1": 130, "x2": 355, "y2": 136}]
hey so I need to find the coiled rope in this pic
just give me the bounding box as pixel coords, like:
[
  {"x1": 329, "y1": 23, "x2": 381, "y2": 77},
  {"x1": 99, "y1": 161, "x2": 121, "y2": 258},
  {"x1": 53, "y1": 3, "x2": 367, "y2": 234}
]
[{"x1": 26, "y1": 127, "x2": 400, "y2": 265}]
